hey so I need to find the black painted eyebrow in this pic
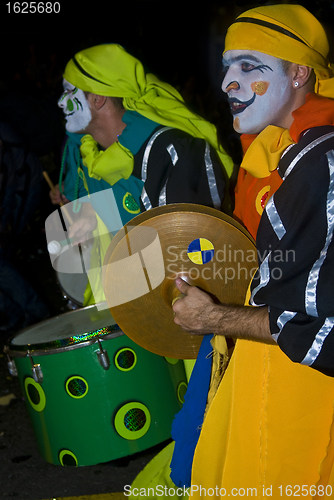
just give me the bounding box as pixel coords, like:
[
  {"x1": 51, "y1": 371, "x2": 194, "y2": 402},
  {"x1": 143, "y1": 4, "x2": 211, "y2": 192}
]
[{"x1": 223, "y1": 54, "x2": 263, "y2": 67}]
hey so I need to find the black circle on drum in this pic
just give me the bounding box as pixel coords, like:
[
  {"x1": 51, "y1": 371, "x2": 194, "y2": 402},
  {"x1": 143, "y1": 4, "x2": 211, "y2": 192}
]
[
  {"x1": 124, "y1": 407, "x2": 146, "y2": 431},
  {"x1": 24, "y1": 377, "x2": 46, "y2": 412},
  {"x1": 59, "y1": 449, "x2": 78, "y2": 467},
  {"x1": 65, "y1": 376, "x2": 89, "y2": 399},
  {"x1": 115, "y1": 348, "x2": 137, "y2": 371},
  {"x1": 114, "y1": 402, "x2": 151, "y2": 440}
]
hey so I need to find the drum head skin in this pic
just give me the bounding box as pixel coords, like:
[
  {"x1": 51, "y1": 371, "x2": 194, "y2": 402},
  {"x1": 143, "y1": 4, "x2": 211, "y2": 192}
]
[
  {"x1": 5, "y1": 304, "x2": 119, "y2": 354},
  {"x1": 54, "y1": 241, "x2": 93, "y2": 307},
  {"x1": 103, "y1": 204, "x2": 256, "y2": 359}
]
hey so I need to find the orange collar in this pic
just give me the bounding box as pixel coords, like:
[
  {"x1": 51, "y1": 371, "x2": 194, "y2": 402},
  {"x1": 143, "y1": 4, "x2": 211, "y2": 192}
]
[
  {"x1": 239, "y1": 94, "x2": 334, "y2": 179},
  {"x1": 241, "y1": 93, "x2": 334, "y2": 153}
]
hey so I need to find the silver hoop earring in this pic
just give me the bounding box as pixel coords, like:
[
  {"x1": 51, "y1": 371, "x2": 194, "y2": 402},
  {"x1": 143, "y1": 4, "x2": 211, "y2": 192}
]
[{"x1": 294, "y1": 81, "x2": 299, "y2": 88}]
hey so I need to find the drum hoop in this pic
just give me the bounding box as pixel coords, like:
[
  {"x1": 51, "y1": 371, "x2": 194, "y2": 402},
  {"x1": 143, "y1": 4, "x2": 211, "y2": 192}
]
[{"x1": 4, "y1": 328, "x2": 124, "y2": 358}]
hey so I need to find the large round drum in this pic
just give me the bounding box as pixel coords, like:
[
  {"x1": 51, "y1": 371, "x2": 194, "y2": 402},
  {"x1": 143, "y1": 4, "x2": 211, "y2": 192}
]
[{"x1": 4, "y1": 305, "x2": 187, "y2": 466}]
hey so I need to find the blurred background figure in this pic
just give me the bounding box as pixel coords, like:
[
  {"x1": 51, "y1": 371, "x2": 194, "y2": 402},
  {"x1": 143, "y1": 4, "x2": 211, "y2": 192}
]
[{"x1": 0, "y1": 121, "x2": 50, "y2": 335}]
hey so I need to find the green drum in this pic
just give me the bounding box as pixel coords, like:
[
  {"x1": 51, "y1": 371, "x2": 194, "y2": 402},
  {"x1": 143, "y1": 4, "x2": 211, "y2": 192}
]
[{"x1": 4, "y1": 304, "x2": 187, "y2": 466}]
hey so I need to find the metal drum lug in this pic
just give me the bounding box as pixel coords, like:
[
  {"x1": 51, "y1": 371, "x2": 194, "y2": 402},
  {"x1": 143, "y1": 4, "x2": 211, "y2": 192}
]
[
  {"x1": 28, "y1": 351, "x2": 44, "y2": 383},
  {"x1": 66, "y1": 299, "x2": 80, "y2": 311},
  {"x1": 7, "y1": 356, "x2": 18, "y2": 377},
  {"x1": 96, "y1": 340, "x2": 110, "y2": 370}
]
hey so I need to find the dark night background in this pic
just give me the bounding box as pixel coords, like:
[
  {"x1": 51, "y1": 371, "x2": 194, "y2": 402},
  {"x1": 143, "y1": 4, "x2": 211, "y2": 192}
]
[
  {"x1": 1, "y1": 0, "x2": 334, "y2": 172},
  {"x1": 1, "y1": 0, "x2": 333, "y2": 233}
]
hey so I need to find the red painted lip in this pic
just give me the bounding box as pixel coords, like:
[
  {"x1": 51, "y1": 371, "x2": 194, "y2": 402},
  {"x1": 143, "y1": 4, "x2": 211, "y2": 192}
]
[
  {"x1": 228, "y1": 94, "x2": 256, "y2": 115},
  {"x1": 230, "y1": 101, "x2": 247, "y2": 114}
]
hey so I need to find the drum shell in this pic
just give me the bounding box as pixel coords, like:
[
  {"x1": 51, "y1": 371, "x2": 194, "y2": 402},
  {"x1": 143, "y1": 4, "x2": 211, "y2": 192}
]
[
  {"x1": 54, "y1": 242, "x2": 93, "y2": 307},
  {"x1": 7, "y1": 331, "x2": 186, "y2": 466},
  {"x1": 56, "y1": 269, "x2": 88, "y2": 307}
]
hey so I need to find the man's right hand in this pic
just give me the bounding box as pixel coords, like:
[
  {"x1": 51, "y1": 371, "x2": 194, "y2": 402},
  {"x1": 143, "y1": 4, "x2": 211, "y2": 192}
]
[
  {"x1": 49, "y1": 184, "x2": 70, "y2": 205},
  {"x1": 68, "y1": 203, "x2": 97, "y2": 244}
]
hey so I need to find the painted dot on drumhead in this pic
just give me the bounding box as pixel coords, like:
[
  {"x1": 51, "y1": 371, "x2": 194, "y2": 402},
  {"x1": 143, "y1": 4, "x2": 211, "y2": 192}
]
[
  {"x1": 114, "y1": 402, "x2": 151, "y2": 440},
  {"x1": 115, "y1": 348, "x2": 137, "y2": 371},
  {"x1": 177, "y1": 381, "x2": 188, "y2": 404},
  {"x1": 24, "y1": 377, "x2": 46, "y2": 412},
  {"x1": 187, "y1": 238, "x2": 214, "y2": 265},
  {"x1": 65, "y1": 376, "x2": 88, "y2": 399},
  {"x1": 59, "y1": 449, "x2": 78, "y2": 467}
]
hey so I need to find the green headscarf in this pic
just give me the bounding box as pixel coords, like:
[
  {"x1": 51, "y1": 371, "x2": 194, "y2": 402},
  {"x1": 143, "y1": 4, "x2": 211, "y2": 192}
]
[{"x1": 63, "y1": 44, "x2": 234, "y2": 185}]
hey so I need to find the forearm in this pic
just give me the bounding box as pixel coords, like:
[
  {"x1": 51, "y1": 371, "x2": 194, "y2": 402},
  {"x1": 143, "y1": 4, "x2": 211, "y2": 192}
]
[
  {"x1": 206, "y1": 303, "x2": 275, "y2": 344},
  {"x1": 173, "y1": 278, "x2": 275, "y2": 345}
]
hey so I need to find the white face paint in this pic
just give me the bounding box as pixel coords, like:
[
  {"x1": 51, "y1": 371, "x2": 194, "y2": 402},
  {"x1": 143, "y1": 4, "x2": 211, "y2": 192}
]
[
  {"x1": 58, "y1": 79, "x2": 92, "y2": 133},
  {"x1": 222, "y1": 50, "x2": 293, "y2": 134}
]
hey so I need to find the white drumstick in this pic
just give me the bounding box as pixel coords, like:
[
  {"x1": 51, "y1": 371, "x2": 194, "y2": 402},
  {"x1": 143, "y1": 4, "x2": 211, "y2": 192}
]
[{"x1": 48, "y1": 237, "x2": 75, "y2": 255}]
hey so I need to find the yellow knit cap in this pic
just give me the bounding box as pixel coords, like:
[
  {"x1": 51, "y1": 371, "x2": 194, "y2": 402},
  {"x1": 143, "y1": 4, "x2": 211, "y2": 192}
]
[{"x1": 224, "y1": 4, "x2": 334, "y2": 97}]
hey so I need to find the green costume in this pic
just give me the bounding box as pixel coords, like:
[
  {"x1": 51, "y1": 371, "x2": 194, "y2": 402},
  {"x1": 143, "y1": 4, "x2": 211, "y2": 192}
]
[{"x1": 61, "y1": 130, "x2": 143, "y2": 231}]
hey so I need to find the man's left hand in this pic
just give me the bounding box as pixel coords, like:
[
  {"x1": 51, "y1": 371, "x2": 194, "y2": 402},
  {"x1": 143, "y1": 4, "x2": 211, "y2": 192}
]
[{"x1": 172, "y1": 277, "x2": 218, "y2": 335}]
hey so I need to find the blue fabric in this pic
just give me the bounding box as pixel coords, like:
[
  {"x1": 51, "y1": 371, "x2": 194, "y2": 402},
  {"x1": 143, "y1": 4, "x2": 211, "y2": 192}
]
[
  {"x1": 170, "y1": 334, "x2": 213, "y2": 488},
  {"x1": 85, "y1": 175, "x2": 144, "y2": 231},
  {"x1": 63, "y1": 112, "x2": 159, "y2": 202},
  {"x1": 62, "y1": 132, "x2": 144, "y2": 231},
  {"x1": 119, "y1": 111, "x2": 160, "y2": 154},
  {"x1": 63, "y1": 132, "x2": 86, "y2": 200},
  {"x1": 61, "y1": 112, "x2": 160, "y2": 230}
]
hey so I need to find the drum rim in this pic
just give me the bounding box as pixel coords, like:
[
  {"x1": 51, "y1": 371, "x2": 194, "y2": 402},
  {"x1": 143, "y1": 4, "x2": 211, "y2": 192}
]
[
  {"x1": 3, "y1": 303, "x2": 122, "y2": 357},
  {"x1": 4, "y1": 329, "x2": 124, "y2": 357}
]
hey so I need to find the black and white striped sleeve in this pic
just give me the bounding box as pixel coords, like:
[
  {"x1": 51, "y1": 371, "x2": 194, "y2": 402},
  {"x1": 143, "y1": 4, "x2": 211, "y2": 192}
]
[
  {"x1": 250, "y1": 126, "x2": 334, "y2": 377},
  {"x1": 133, "y1": 127, "x2": 229, "y2": 212}
]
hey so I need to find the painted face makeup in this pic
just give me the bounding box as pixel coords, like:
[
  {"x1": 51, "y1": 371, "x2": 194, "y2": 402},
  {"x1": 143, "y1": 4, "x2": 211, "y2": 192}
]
[
  {"x1": 58, "y1": 79, "x2": 92, "y2": 133},
  {"x1": 222, "y1": 50, "x2": 293, "y2": 134}
]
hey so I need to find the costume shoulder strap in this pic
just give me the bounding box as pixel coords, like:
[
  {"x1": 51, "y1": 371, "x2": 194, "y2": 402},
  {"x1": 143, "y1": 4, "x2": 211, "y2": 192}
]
[{"x1": 278, "y1": 126, "x2": 334, "y2": 180}]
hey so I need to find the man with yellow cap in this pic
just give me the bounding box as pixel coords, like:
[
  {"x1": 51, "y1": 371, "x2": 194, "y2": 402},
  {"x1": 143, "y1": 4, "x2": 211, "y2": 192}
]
[{"x1": 172, "y1": 4, "x2": 334, "y2": 497}]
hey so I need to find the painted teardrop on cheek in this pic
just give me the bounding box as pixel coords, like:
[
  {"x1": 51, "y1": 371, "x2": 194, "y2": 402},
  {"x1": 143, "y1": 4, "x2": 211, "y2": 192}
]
[
  {"x1": 233, "y1": 117, "x2": 240, "y2": 131},
  {"x1": 67, "y1": 99, "x2": 74, "y2": 112},
  {"x1": 251, "y1": 81, "x2": 270, "y2": 96}
]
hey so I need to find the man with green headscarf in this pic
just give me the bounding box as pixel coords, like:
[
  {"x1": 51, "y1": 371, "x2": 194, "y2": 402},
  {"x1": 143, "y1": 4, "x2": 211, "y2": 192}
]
[
  {"x1": 57, "y1": 43, "x2": 233, "y2": 244},
  {"x1": 172, "y1": 4, "x2": 334, "y2": 496},
  {"x1": 55, "y1": 43, "x2": 234, "y2": 311}
]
